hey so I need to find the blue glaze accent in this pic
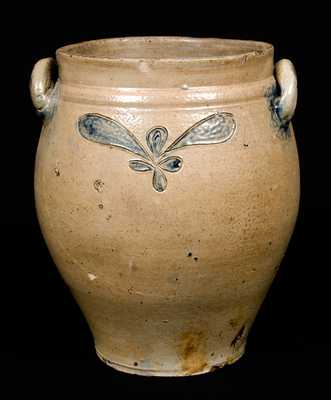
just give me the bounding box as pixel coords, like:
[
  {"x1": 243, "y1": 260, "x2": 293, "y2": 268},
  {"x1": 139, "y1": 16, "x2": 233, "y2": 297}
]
[
  {"x1": 153, "y1": 168, "x2": 167, "y2": 192},
  {"x1": 158, "y1": 156, "x2": 183, "y2": 173},
  {"x1": 146, "y1": 127, "x2": 168, "y2": 158},
  {"x1": 129, "y1": 160, "x2": 154, "y2": 172},
  {"x1": 164, "y1": 113, "x2": 236, "y2": 153},
  {"x1": 265, "y1": 85, "x2": 291, "y2": 138},
  {"x1": 77, "y1": 112, "x2": 236, "y2": 193},
  {"x1": 78, "y1": 114, "x2": 150, "y2": 159}
]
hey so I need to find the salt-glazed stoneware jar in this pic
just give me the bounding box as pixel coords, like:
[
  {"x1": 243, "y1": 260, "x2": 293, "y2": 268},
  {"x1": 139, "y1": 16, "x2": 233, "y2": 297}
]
[{"x1": 30, "y1": 37, "x2": 299, "y2": 376}]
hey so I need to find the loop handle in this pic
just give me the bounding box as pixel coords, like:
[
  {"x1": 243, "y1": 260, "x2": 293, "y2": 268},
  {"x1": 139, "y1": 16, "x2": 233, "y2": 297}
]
[
  {"x1": 274, "y1": 59, "x2": 298, "y2": 124},
  {"x1": 30, "y1": 57, "x2": 57, "y2": 116}
]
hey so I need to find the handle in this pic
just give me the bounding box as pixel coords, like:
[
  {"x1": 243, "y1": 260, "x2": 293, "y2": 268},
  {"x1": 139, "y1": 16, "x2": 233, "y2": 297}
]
[
  {"x1": 30, "y1": 57, "x2": 57, "y2": 116},
  {"x1": 274, "y1": 59, "x2": 298, "y2": 125}
]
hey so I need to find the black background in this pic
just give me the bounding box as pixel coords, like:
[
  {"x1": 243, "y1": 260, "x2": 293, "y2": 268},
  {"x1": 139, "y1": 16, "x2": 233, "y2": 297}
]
[{"x1": 1, "y1": 5, "x2": 329, "y2": 396}]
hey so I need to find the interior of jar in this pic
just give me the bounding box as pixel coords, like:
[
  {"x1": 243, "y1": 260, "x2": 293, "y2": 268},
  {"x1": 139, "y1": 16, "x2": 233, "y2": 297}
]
[{"x1": 58, "y1": 37, "x2": 272, "y2": 61}]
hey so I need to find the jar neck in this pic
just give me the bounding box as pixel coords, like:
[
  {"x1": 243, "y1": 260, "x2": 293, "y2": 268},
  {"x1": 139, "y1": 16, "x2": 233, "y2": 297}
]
[{"x1": 56, "y1": 37, "x2": 274, "y2": 89}]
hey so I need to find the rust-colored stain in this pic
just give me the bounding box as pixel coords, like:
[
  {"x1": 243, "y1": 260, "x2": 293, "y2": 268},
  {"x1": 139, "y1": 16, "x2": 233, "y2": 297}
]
[
  {"x1": 94, "y1": 179, "x2": 104, "y2": 192},
  {"x1": 231, "y1": 324, "x2": 246, "y2": 350},
  {"x1": 180, "y1": 331, "x2": 207, "y2": 374},
  {"x1": 209, "y1": 362, "x2": 225, "y2": 373},
  {"x1": 53, "y1": 168, "x2": 60, "y2": 176},
  {"x1": 226, "y1": 353, "x2": 241, "y2": 365},
  {"x1": 229, "y1": 318, "x2": 239, "y2": 328}
]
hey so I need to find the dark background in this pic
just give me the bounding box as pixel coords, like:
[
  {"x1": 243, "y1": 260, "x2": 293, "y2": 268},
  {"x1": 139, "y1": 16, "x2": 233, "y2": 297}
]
[{"x1": 1, "y1": 6, "x2": 328, "y2": 396}]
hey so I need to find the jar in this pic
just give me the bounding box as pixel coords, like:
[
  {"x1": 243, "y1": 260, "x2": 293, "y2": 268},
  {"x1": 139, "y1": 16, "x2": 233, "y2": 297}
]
[{"x1": 30, "y1": 37, "x2": 299, "y2": 376}]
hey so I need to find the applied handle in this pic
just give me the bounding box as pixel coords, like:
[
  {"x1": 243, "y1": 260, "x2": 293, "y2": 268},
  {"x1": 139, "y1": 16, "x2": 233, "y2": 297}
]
[
  {"x1": 274, "y1": 59, "x2": 298, "y2": 125},
  {"x1": 30, "y1": 57, "x2": 57, "y2": 116}
]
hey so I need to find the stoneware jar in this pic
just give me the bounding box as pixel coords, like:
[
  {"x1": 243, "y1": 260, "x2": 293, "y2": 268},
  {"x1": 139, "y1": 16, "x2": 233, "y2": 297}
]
[{"x1": 30, "y1": 37, "x2": 299, "y2": 376}]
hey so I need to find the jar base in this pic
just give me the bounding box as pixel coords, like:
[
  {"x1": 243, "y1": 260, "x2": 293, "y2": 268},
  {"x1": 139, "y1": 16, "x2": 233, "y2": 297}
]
[{"x1": 95, "y1": 347, "x2": 245, "y2": 377}]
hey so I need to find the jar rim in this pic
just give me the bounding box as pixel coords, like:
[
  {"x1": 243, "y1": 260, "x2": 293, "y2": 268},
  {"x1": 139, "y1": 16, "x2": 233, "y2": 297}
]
[
  {"x1": 56, "y1": 36, "x2": 273, "y2": 64},
  {"x1": 56, "y1": 37, "x2": 274, "y2": 88}
]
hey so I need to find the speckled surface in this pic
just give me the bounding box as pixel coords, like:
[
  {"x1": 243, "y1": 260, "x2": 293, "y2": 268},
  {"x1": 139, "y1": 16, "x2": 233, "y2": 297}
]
[{"x1": 32, "y1": 37, "x2": 300, "y2": 376}]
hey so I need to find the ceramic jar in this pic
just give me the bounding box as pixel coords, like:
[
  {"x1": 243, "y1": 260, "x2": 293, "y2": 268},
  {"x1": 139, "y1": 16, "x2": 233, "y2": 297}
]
[{"x1": 30, "y1": 37, "x2": 299, "y2": 376}]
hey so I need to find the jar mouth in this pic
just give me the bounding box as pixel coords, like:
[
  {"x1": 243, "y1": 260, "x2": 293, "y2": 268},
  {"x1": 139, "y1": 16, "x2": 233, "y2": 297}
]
[
  {"x1": 56, "y1": 36, "x2": 274, "y2": 88},
  {"x1": 56, "y1": 36, "x2": 273, "y2": 63}
]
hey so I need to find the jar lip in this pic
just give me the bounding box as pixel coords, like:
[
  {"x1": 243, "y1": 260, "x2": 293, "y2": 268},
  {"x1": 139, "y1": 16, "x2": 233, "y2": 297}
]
[
  {"x1": 56, "y1": 36, "x2": 273, "y2": 64},
  {"x1": 56, "y1": 37, "x2": 274, "y2": 88}
]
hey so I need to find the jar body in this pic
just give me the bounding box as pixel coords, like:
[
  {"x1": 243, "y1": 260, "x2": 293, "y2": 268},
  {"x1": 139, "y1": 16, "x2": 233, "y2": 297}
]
[{"x1": 33, "y1": 38, "x2": 299, "y2": 376}]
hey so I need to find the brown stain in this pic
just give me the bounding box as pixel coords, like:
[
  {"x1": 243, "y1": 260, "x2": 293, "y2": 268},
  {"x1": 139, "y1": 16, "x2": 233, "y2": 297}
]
[
  {"x1": 209, "y1": 362, "x2": 226, "y2": 372},
  {"x1": 231, "y1": 324, "x2": 246, "y2": 350},
  {"x1": 94, "y1": 179, "x2": 104, "y2": 192},
  {"x1": 132, "y1": 264, "x2": 139, "y2": 272},
  {"x1": 229, "y1": 318, "x2": 239, "y2": 328},
  {"x1": 180, "y1": 331, "x2": 207, "y2": 375},
  {"x1": 226, "y1": 353, "x2": 241, "y2": 365}
]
